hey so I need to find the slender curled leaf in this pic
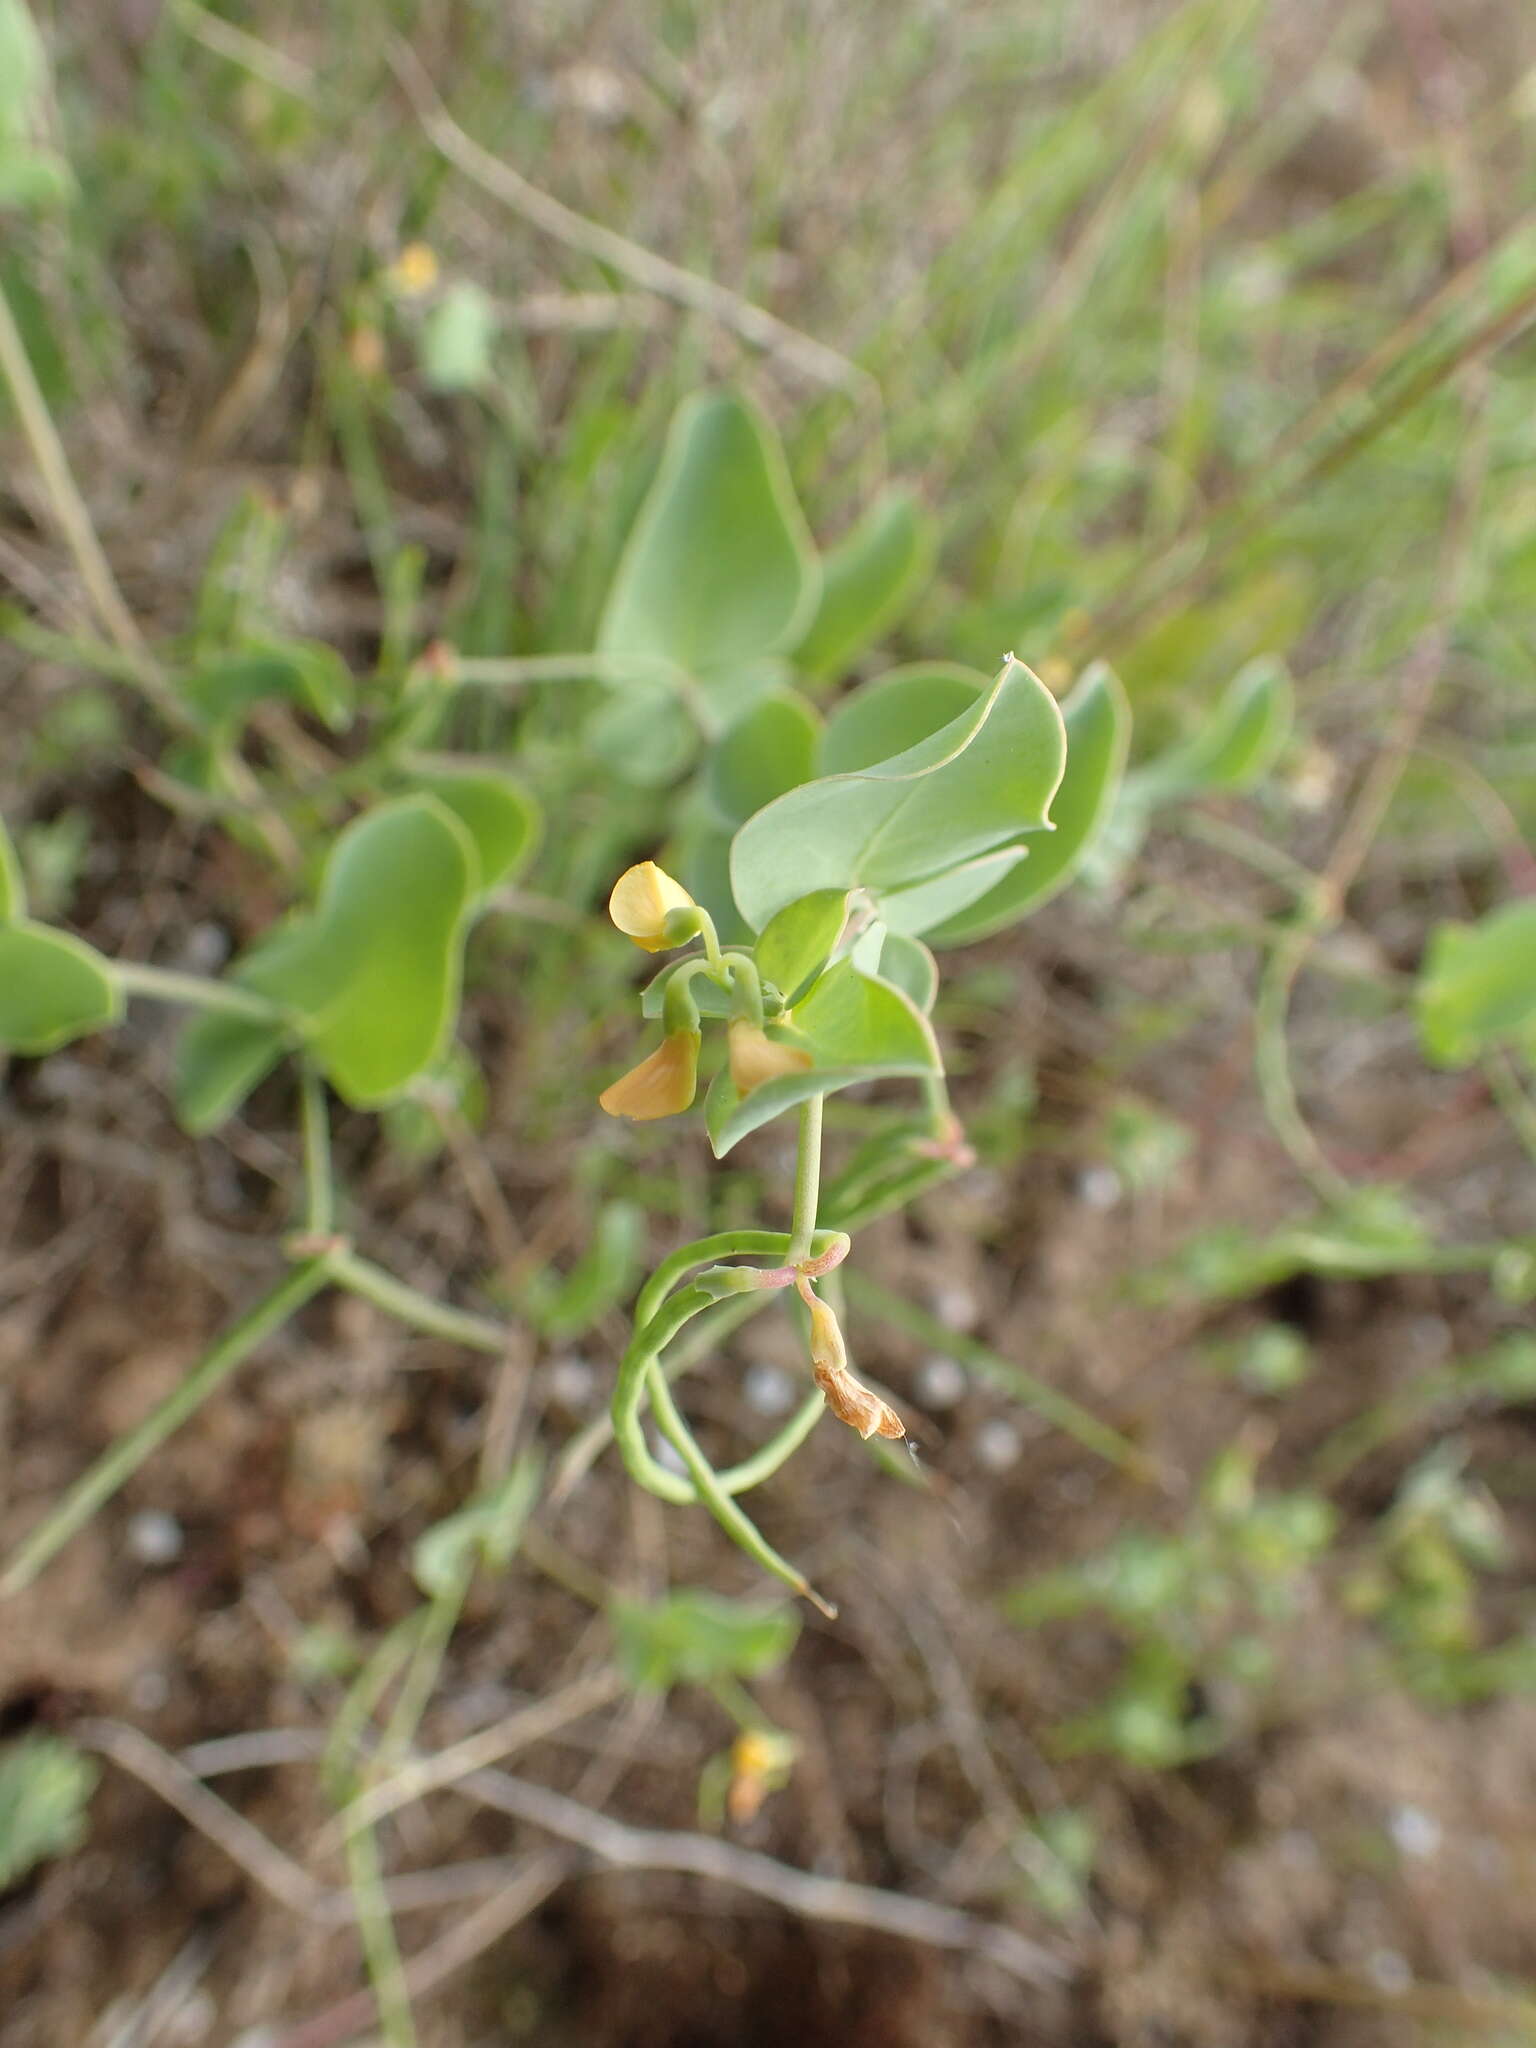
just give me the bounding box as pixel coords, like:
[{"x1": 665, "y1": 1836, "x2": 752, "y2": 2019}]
[
  {"x1": 754, "y1": 889, "x2": 849, "y2": 1005},
  {"x1": 707, "y1": 688, "x2": 821, "y2": 826},
  {"x1": 928, "y1": 662, "x2": 1132, "y2": 944},
  {"x1": 705, "y1": 959, "x2": 939, "y2": 1156},
  {"x1": 598, "y1": 391, "x2": 818, "y2": 703},
  {"x1": 0, "y1": 809, "x2": 24, "y2": 920},
  {"x1": 795, "y1": 487, "x2": 934, "y2": 682},
  {"x1": 1127, "y1": 655, "x2": 1293, "y2": 805},
  {"x1": 610, "y1": 1589, "x2": 800, "y2": 1694},
  {"x1": 398, "y1": 756, "x2": 541, "y2": 895},
  {"x1": 0, "y1": 924, "x2": 121, "y2": 1053},
  {"x1": 173, "y1": 1012, "x2": 288, "y2": 1134},
  {"x1": 730, "y1": 656, "x2": 1067, "y2": 934},
  {"x1": 180, "y1": 640, "x2": 355, "y2": 737},
  {"x1": 0, "y1": 1735, "x2": 97, "y2": 1888},
  {"x1": 232, "y1": 797, "x2": 477, "y2": 1107},
  {"x1": 1417, "y1": 902, "x2": 1536, "y2": 1068}
]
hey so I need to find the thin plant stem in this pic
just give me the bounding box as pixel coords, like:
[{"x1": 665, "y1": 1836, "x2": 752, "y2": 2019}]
[
  {"x1": 298, "y1": 1064, "x2": 334, "y2": 1236},
  {"x1": 344, "y1": 1813, "x2": 418, "y2": 2048},
  {"x1": 0, "y1": 1260, "x2": 331, "y2": 1597},
  {"x1": 787, "y1": 1096, "x2": 824, "y2": 1263},
  {"x1": 111, "y1": 960, "x2": 287, "y2": 1023},
  {"x1": 324, "y1": 1249, "x2": 508, "y2": 1353}
]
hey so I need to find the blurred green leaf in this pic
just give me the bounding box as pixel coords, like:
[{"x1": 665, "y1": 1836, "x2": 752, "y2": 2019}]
[
  {"x1": 401, "y1": 757, "x2": 540, "y2": 896},
  {"x1": 412, "y1": 1452, "x2": 543, "y2": 1599},
  {"x1": 0, "y1": 924, "x2": 121, "y2": 1053},
  {"x1": 236, "y1": 797, "x2": 476, "y2": 1106},
  {"x1": 876, "y1": 930, "x2": 939, "y2": 1013},
  {"x1": 1416, "y1": 901, "x2": 1536, "y2": 1068},
  {"x1": 172, "y1": 1012, "x2": 287, "y2": 1135},
  {"x1": 610, "y1": 1588, "x2": 799, "y2": 1694},
  {"x1": 819, "y1": 663, "x2": 985, "y2": 777},
  {"x1": 731, "y1": 656, "x2": 1066, "y2": 932},
  {"x1": 181, "y1": 641, "x2": 354, "y2": 737},
  {"x1": 708, "y1": 688, "x2": 820, "y2": 827},
  {"x1": 525, "y1": 1199, "x2": 645, "y2": 1340},
  {"x1": 598, "y1": 391, "x2": 817, "y2": 700},
  {"x1": 0, "y1": 807, "x2": 24, "y2": 920},
  {"x1": 795, "y1": 487, "x2": 933, "y2": 682},
  {"x1": 754, "y1": 889, "x2": 848, "y2": 1005},
  {"x1": 1129, "y1": 656, "x2": 1293, "y2": 803},
  {"x1": 584, "y1": 689, "x2": 699, "y2": 789},
  {"x1": 0, "y1": 1734, "x2": 96, "y2": 1889},
  {"x1": 419, "y1": 280, "x2": 498, "y2": 391}
]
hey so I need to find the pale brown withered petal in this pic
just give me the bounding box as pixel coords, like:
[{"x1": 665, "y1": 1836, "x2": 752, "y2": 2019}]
[{"x1": 813, "y1": 1360, "x2": 906, "y2": 1441}]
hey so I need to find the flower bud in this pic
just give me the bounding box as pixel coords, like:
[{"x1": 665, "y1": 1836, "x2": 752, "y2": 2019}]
[
  {"x1": 797, "y1": 1276, "x2": 906, "y2": 1441},
  {"x1": 608, "y1": 861, "x2": 696, "y2": 952},
  {"x1": 598, "y1": 1029, "x2": 700, "y2": 1120},
  {"x1": 727, "y1": 1019, "x2": 812, "y2": 1097}
]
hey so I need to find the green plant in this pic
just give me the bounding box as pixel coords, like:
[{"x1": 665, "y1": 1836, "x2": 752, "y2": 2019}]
[{"x1": 0, "y1": 1733, "x2": 97, "y2": 1889}]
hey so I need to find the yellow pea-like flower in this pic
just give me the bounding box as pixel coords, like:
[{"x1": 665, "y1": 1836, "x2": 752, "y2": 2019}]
[
  {"x1": 727, "y1": 1019, "x2": 812, "y2": 1097},
  {"x1": 387, "y1": 241, "x2": 440, "y2": 298},
  {"x1": 598, "y1": 1029, "x2": 701, "y2": 1120},
  {"x1": 608, "y1": 861, "x2": 696, "y2": 953}
]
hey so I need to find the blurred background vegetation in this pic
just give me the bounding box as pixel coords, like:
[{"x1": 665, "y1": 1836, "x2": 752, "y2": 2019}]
[{"x1": 3, "y1": 1, "x2": 1536, "y2": 2043}]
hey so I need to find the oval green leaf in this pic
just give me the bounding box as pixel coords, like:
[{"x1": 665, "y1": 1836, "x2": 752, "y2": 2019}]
[
  {"x1": 598, "y1": 391, "x2": 818, "y2": 699},
  {"x1": 182, "y1": 640, "x2": 354, "y2": 736},
  {"x1": 401, "y1": 757, "x2": 541, "y2": 895},
  {"x1": 584, "y1": 689, "x2": 699, "y2": 789},
  {"x1": 819, "y1": 663, "x2": 987, "y2": 778},
  {"x1": 172, "y1": 1012, "x2": 288, "y2": 1134},
  {"x1": 730, "y1": 655, "x2": 1066, "y2": 933},
  {"x1": 0, "y1": 923, "x2": 121, "y2": 1054},
  {"x1": 1417, "y1": 901, "x2": 1536, "y2": 1068},
  {"x1": 754, "y1": 888, "x2": 849, "y2": 1004},
  {"x1": 1128, "y1": 655, "x2": 1291, "y2": 805},
  {"x1": 708, "y1": 688, "x2": 821, "y2": 827},
  {"x1": 795, "y1": 488, "x2": 933, "y2": 682}
]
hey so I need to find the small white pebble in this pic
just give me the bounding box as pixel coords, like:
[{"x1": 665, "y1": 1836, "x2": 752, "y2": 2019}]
[
  {"x1": 743, "y1": 1362, "x2": 796, "y2": 1418},
  {"x1": 546, "y1": 1355, "x2": 597, "y2": 1409},
  {"x1": 127, "y1": 1509, "x2": 184, "y2": 1567},
  {"x1": 129, "y1": 1666, "x2": 172, "y2": 1713},
  {"x1": 1366, "y1": 1950, "x2": 1412, "y2": 1997},
  {"x1": 914, "y1": 1355, "x2": 967, "y2": 1410},
  {"x1": 930, "y1": 1283, "x2": 980, "y2": 1332},
  {"x1": 974, "y1": 1418, "x2": 1022, "y2": 1472},
  {"x1": 1077, "y1": 1166, "x2": 1122, "y2": 1212},
  {"x1": 1388, "y1": 1805, "x2": 1441, "y2": 1861},
  {"x1": 179, "y1": 923, "x2": 229, "y2": 974}
]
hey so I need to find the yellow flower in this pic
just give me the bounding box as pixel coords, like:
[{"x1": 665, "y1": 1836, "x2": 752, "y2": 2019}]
[
  {"x1": 608, "y1": 861, "x2": 696, "y2": 953},
  {"x1": 598, "y1": 1029, "x2": 700, "y2": 1120},
  {"x1": 727, "y1": 1019, "x2": 812, "y2": 1096},
  {"x1": 387, "y1": 241, "x2": 439, "y2": 298}
]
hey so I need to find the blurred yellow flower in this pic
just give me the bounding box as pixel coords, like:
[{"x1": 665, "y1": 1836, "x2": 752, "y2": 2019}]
[
  {"x1": 387, "y1": 241, "x2": 440, "y2": 298},
  {"x1": 598, "y1": 1029, "x2": 700, "y2": 1120},
  {"x1": 727, "y1": 1019, "x2": 811, "y2": 1096},
  {"x1": 608, "y1": 861, "x2": 695, "y2": 952}
]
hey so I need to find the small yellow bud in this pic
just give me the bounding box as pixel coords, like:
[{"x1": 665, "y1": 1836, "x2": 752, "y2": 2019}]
[
  {"x1": 387, "y1": 241, "x2": 440, "y2": 298},
  {"x1": 598, "y1": 1029, "x2": 700, "y2": 1121},
  {"x1": 608, "y1": 861, "x2": 696, "y2": 952},
  {"x1": 727, "y1": 1019, "x2": 812, "y2": 1097}
]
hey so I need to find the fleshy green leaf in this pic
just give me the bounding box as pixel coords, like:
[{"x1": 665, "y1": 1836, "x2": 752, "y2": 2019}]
[
  {"x1": 706, "y1": 959, "x2": 939, "y2": 1155},
  {"x1": 597, "y1": 391, "x2": 818, "y2": 701},
  {"x1": 236, "y1": 797, "x2": 476, "y2": 1107},
  {"x1": 707, "y1": 688, "x2": 821, "y2": 826},
  {"x1": 584, "y1": 690, "x2": 699, "y2": 789},
  {"x1": 877, "y1": 846, "x2": 1027, "y2": 936},
  {"x1": 795, "y1": 488, "x2": 933, "y2": 682},
  {"x1": 181, "y1": 641, "x2": 354, "y2": 736},
  {"x1": 0, "y1": 809, "x2": 25, "y2": 920},
  {"x1": 0, "y1": 924, "x2": 121, "y2": 1053},
  {"x1": 400, "y1": 757, "x2": 541, "y2": 895},
  {"x1": 1417, "y1": 902, "x2": 1536, "y2": 1068},
  {"x1": 0, "y1": 1734, "x2": 96, "y2": 1889},
  {"x1": 172, "y1": 1012, "x2": 287, "y2": 1134},
  {"x1": 877, "y1": 931, "x2": 939, "y2": 1013},
  {"x1": 730, "y1": 656, "x2": 1066, "y2": 933},
  {"x1": 928, "y1": 662, "x2": 1132, "y2": 944},
  {"x1": 754, "y1": 889, "x2": 849, "y2": 1004},
  {"x1": 610, "y1": 1588, "x2": 799, "y2": 1694},
  {"x1": 1128, "y1": 656, "x2": 1292, "y2": 804},
  {"x1": 818, "y1": 663, "x2": 986, "y2": 778}
]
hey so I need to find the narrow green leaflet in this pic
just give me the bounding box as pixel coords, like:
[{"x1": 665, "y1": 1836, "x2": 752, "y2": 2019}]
[
  {"x1": 610, "y1": 1589, "x2": 800, "y2": 1694},
  {"x1": 1127, "y1": 656, "x2": 1292, "y2": 805},
  {"x1": 928, "y1": 662, "x2": 1131, "y2": 944},
  {"x1": 730, "y1": 656, "x2": 1066, "y2": 933},
  {"x1": 597, "y1": 391, "x2": 818, "y2": 699},
  {"x1": 0, "y1": 809, "x2": 24, "y2": 920},
  {"x1": 0, "y1": 925, "x2": 121, "y2": 1054},
  {"x1": 795, "y1": 488, "x2": 933, "y2": 682},
  {"x1": 1417, "y1": 901, "x2": 1536, "y2": 1068},
  {"x1": 400, "y1": 757, "x2": 541, "y2": 895},
  {"x1": 708, "y1": 688, "x2": 821, "y2": 827},
  {"x1": 235, "y1": 797, "x2": 476, "y2": 1106},
  {"x1": 181, "y1": 641, "x2": 354, "y2": 737},
  {"x1": 754, "y1": 889, "x2": 849, "y2": 1004},
  {"x1": 818, "y1": 663, "x2": 987, "y2": 778},
  {"x1": 705, "y1": 958, "x2": 940, "y2": 1156},
  {"x1": 172, "y1": 1013, "x2": 288, "y2": 1135}
]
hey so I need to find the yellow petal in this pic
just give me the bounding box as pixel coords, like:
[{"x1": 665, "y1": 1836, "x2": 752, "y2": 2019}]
[
  {"x1": 727, "y1": 1019, "x2": 813, "y2": 1096},
  {"x1": 608, "y1": 861, "x2": 696, "y2": 952},
  {"x1": 598, "y1": 1029, "x2": 700, "y2": 1120}
]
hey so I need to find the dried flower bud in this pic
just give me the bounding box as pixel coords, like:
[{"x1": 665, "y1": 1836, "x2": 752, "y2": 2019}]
[
  {"x1": 797, "y1": 1276, "x2": 905, "y2": 1441},
  {"x1": 607, "y1": 861, "x2": 696, "y2": 952},
  {"x1": 727, "y1": 1019, "x2": 812, "y2": 1096},
  {"x1": 598, "y1": 1029, "x2": 700, "y2": 1120}
]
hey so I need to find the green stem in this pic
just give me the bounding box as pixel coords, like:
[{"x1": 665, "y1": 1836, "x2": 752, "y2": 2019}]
[
  {"x1": 298, "y1": 1064, "x2": 334, "y2": 1235},
  {"x1": 0, "y1": 1261, "x2": 330, "y2": 1597},
  {"x1": 344, "y1": 1815, "x2": 417, "y2": 2047},
  {"x1": 112, "y1": 960, "x2": 286, "y2": 1023},
  {"x1": 787, "y1": 1095, "x2": 825, "y2": 1263},
  {"x1": 324, "y1": 1249, "x2": 507, "y2": 1353}
]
